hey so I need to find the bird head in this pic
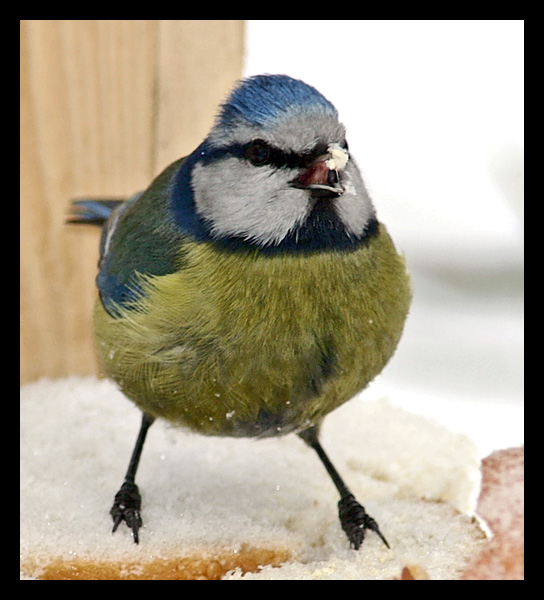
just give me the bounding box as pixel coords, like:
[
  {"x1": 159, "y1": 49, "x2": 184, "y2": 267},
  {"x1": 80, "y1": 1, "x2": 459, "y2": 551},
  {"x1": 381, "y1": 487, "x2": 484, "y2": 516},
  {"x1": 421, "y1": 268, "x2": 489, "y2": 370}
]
[{"x1": 171, "y1": 74, "x2": 377, "y2": 252}]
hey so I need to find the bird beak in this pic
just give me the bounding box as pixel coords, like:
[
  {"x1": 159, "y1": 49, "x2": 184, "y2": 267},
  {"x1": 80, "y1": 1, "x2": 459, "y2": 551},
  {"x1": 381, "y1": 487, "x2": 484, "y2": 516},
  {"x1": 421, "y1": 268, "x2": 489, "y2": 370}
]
[{"x1": 292, "y1": 143, "x2": 348, "y2": 198}]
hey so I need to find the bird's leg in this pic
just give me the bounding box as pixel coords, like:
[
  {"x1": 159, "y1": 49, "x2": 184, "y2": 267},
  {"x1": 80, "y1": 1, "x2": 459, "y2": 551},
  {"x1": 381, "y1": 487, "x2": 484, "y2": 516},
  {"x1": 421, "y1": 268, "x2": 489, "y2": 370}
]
[
  {"x1": 298, "y1": 426, "x2": 389, "y2": 550},
  {"x1": 110, "y1": 412, "x2": 155, "y2": 544}
]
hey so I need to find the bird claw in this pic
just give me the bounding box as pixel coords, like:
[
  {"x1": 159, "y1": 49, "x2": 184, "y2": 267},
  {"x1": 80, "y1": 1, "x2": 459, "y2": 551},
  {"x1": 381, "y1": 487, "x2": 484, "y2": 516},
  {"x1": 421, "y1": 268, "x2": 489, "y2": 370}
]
[
  {"x1": 338, "y1": 494, "x2": 389, "y2": 550},
  {"x1": 110, "y1": 480, "x2": 143, "y2": 544}
]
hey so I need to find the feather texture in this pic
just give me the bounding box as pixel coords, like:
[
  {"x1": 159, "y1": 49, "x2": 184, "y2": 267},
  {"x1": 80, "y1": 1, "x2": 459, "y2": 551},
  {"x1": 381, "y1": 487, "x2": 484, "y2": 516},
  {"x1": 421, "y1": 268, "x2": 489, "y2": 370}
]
[{"x1": 94, "y1": 226, "x2": 410, "y2": 436}]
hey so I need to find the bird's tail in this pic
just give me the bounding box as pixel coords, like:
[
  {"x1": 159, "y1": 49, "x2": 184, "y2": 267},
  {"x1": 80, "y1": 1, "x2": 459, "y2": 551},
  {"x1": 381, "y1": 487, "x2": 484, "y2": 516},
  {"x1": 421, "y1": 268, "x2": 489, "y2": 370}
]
[{"x1": 67, "y1": 199, "x2": 125, "y2": 226}]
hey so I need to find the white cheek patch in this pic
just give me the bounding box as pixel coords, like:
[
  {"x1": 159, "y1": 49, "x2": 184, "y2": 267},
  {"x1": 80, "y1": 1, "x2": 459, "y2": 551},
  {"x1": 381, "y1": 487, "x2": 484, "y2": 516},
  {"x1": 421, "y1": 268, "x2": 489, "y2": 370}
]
[
  {"x1": 191, "y1": 160, "x2": 309, "y2": 245},
  {"x1": 325, "y1": 143, "x2": 349, "y2": 171},
  {"x1": 334, "y1": 162, "x2": 376, "y2": 236}
]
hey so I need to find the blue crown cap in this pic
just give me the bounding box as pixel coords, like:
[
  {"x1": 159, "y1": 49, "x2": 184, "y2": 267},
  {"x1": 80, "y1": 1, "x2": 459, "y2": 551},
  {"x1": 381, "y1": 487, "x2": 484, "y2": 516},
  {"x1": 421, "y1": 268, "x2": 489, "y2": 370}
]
[{"x1": 218, "y1": 74, "x2": 338, "y2": 129}]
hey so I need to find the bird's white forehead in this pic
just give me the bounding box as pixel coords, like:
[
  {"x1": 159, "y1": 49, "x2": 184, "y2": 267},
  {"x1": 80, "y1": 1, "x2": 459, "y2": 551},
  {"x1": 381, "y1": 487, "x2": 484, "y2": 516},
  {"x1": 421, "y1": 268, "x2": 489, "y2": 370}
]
[{"x1": 208, "y1": 109, "x2": 347, "y2": 154}]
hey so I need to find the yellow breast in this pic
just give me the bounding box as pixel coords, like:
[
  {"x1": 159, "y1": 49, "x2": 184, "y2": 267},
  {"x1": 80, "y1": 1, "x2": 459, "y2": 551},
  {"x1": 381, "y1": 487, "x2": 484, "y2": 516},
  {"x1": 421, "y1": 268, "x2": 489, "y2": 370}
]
[{"x1": 94, "y1": 224, "x2": 410, "y2": 437}]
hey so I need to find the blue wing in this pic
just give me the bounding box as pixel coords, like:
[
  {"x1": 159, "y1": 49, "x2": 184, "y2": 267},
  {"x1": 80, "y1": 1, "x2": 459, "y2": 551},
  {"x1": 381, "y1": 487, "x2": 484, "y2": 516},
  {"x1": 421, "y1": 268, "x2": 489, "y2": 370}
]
[{"x1": 69, "y1": 159, "x2": 187, "y2": 317}]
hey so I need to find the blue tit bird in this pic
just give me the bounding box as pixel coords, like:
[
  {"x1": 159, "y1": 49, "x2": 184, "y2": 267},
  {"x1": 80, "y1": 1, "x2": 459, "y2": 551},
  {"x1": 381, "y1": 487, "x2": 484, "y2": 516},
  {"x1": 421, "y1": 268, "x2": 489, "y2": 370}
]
[{"x1": 70, "y1": 74, "x2": 411, "y2": 550}]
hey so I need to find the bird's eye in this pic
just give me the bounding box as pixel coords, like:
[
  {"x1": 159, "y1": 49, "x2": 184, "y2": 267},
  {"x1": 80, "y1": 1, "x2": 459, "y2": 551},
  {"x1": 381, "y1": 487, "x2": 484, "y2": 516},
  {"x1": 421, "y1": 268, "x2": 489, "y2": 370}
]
[
  {"x1": 342, "y1": 140, "x2": 349, "y2": 151},
  {"x1": 245, "y1": 140, "x2": 272, "y2": 166}
]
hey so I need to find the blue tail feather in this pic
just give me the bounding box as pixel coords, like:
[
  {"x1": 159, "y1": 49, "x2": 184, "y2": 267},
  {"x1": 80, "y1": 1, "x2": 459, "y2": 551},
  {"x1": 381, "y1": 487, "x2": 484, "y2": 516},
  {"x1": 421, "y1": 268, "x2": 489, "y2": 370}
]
[{"x1": 68, "y1": 199, "x2": 125, "y2": 226}]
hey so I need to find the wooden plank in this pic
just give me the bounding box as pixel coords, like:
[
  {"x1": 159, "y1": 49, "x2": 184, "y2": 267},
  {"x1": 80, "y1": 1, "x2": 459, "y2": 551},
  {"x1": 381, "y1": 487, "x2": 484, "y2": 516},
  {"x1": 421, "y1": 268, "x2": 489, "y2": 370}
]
[
  {"x1": 154, "y1": 20, "x2": 245, "y2": 168},
  {"x1": 20, "y1": 20, "x2": 245, "y2": 383}
]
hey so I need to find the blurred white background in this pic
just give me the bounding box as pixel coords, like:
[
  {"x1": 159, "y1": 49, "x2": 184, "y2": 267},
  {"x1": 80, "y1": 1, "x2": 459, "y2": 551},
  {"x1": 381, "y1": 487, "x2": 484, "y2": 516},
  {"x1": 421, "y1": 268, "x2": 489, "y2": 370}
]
[{"x1": 244, "y1": 20, "x2": 524, "y2": 456}]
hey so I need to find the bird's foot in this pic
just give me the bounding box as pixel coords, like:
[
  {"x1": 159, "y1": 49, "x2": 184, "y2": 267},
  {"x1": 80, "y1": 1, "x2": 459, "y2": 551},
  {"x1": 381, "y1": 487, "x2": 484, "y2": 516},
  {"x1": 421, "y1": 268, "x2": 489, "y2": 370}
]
[
  {"x1": 110, "y1": 480, "x2": 143, "y2": 544},
  {"x1": 338, "y1": 493, "x2": 389, "y2": 550}
]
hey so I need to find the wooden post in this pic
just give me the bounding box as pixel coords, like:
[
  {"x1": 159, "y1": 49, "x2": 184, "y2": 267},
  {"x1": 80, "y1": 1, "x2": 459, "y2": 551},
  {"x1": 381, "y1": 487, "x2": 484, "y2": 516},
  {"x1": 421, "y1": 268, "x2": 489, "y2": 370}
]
[{"x1": 20, "y1": 20, "x2": 245, "y2": 383}]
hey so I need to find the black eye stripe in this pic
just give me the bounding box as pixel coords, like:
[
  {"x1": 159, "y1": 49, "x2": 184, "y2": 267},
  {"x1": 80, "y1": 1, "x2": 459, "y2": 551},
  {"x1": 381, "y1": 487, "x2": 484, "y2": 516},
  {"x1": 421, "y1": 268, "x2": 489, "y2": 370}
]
[
  {"x1": 238, "y1": 140, "x2": 310, "y2": 169},
  {"x1": 198, "y1": 141, "x2": 341, "y2": 170}
]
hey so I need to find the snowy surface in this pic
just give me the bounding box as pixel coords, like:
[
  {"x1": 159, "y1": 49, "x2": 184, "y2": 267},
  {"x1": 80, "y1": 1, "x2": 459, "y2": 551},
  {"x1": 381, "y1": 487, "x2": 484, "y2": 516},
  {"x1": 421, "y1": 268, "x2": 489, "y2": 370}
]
[{"x1": 21, "y1": 377, "x2": 487, "y2": 580}]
